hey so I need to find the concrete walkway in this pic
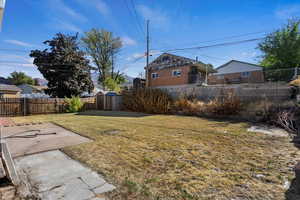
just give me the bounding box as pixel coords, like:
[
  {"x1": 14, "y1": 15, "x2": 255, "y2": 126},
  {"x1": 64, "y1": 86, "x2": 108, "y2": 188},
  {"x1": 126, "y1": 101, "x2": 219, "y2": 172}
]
[{"x1": 15, "y1": 150, "x2": 115, "y2": 200}]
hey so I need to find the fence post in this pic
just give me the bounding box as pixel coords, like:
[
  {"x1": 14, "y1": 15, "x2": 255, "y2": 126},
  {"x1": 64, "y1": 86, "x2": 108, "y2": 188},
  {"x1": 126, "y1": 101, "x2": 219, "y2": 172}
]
[
  {"x1": 103, "y1": 95, "x2": 106, "y2": 110},
  {"x1": 23, "y1": 98, "x2": 26, "y2": 116}
]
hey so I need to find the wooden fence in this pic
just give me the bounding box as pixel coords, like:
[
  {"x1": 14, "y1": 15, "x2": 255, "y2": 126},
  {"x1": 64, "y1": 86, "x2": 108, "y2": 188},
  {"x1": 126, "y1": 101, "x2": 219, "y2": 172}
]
[{"x1": 0, "y1": 97, "x2": 96, "y2": 117}]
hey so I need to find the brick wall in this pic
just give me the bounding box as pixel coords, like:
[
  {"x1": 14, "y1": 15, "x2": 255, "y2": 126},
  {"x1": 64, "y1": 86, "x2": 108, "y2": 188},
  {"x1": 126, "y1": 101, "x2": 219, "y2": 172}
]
[
  {"x1": 208, "y1": 70, "x2": 264, "y2": 85},
  {"x1": 147, "y1": 65, "x2": 191, "y2": 87}
]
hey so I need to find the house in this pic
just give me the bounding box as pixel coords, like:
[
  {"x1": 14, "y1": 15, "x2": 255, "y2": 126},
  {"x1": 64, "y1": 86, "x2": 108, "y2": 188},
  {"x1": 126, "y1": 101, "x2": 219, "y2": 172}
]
[
  {"x1": 0, "y1": 84, "x2": 21, "y2": 98},
  {"x1": 17, "y1": 84, "x2": 49, "y2": 98},
  {"x1": 145, "y1": 53, "x2": 215, "y2": 87},
  {"x1": 208, "y1": 60, "x2": 264, "y2": 85},
  {"x1": 18, "y1": 84, "x2": 47, "y2": 94},
  {"x1": 133, "y1": 78, "x2": 146, "y2": 89},
  {"x1": 0, "y1": 76, "x2": 11, "y2": 84}
]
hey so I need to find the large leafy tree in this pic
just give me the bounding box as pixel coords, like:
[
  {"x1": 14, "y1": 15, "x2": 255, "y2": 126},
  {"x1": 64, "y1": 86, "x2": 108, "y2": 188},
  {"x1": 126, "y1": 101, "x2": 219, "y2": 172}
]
[
  {"x1": 8, "y1": 71, "x2": 34, "y2": 85},
  {"x1": 81, "y1": 29, "x2": 122, "y2": 90},
  {"x1": 30, "y1": 33, "x2": 94, "y2": 98},
  {"x1": 258, "y1": 19, "x2": 300, "y2": 81}
]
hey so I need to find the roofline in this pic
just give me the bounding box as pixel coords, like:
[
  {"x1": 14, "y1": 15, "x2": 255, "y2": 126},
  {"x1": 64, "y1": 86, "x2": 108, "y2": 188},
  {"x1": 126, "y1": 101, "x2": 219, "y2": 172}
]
[
  {"x1": 145, "y1": 52, "x2": 205, "y2": 69},
  {"x1": 216, "y1": 60, "x2": 262, "y2": 70}
]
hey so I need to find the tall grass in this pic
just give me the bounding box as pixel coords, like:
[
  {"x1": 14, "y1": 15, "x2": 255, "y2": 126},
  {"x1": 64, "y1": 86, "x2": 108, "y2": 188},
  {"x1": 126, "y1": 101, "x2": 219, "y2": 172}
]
[
  {"x1": 173, "y1": 92, "x2": 242, "y2": 116},
  {"x1": 122, "y1": 88, "x2": 172, "y2": 114}
]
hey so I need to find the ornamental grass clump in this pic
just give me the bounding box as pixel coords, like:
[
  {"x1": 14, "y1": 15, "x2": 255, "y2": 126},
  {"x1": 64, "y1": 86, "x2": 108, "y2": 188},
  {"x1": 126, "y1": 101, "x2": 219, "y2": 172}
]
[
  {"x1": 64, "y1": 96, "x2": 84, "y2": 113},
  {"x1": 122, "y1": 88, "x2": 172, "y2": 114}
]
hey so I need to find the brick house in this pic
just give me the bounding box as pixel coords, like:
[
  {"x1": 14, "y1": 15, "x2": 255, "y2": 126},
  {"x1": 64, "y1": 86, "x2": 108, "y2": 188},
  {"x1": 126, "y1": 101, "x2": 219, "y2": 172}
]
[
  {"x1": 208, "y1": 60, "x2": 264, "y2": 85},
  {"x1": 145, "y1": 53, "x2": 215, "y2": 87}
]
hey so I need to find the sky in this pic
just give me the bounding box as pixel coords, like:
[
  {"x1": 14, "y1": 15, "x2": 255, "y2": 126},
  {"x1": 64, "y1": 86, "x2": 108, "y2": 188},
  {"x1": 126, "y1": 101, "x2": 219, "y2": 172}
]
[{"x1": 0, "y1": 0, "x2": 300, "y2": 79}]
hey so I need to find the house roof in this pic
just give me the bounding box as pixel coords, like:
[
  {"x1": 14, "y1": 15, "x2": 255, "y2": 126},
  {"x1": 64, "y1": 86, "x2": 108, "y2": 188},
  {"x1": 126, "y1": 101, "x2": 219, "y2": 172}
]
[
  {"x1": 213, "y1": 60, "x2": 263, "y2": 75},
  {"x1": 147, "y1": 53, "x2": 215, "y2": 73},
  {"x1": 216, "y1": 60, "x2": 262, "y2": 70},
  {"x1": 0, "y1": 76, "x2": 11, "y2": 84},
  {"x1": 0, "y1": 84, "x2": 21, "y2": 92}
]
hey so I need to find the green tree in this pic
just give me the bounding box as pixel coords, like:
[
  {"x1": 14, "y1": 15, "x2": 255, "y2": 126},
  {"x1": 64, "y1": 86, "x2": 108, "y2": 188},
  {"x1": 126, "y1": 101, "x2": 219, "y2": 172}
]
[
  {"x1": 104, "y1": 72, "x2": 126, "y2": 92},
  {"x1": 258, "y1": 19, "x2": 300, "y2": 81},
  {"x1": 30, "y1": 33, "x2": 94, "y2": 98},
  {"x1": 8, "y1": 71, "x2": 34, "y2": 85},
  {"x1": 81, "y1": 29, "x2": 122, "y2": 89}
]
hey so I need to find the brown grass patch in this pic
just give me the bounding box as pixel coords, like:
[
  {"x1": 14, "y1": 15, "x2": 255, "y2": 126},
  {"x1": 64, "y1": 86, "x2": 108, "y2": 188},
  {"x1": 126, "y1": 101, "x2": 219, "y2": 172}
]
[{"x1": 12, "y1": 111, "x2": 300, "y2": 200}]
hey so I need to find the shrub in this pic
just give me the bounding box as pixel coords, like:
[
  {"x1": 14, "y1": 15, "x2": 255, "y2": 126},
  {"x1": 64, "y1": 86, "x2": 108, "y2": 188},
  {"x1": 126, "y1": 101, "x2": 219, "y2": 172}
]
[
  {"x1": 289, "y1": 79, "x2": 300, "y2": 87},
  {"x1": 206, "y1": 92, "x2": 241, "y2": 115},
  {"x1": 64, "y1": 96, "x2": 84, "y2": 113},
  {"x1": 122, "y1": 88, "x2": 172, "y2": 114},
  {"x1": 242, "y1": 99, "x2": 296, "y2": 122},
  {"x1": 173, "y1": 92, "x2": 242, "y2": 116}
]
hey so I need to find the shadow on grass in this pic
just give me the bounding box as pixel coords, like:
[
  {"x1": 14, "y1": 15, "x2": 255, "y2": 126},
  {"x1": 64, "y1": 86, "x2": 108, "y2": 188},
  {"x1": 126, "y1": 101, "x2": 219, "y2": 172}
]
[
  {"x1": 285, "y1": 178, "x2": 300, "y2": 200},
  {"x1": 77, "y1": 110, "x2": 152, "y2": 118}
]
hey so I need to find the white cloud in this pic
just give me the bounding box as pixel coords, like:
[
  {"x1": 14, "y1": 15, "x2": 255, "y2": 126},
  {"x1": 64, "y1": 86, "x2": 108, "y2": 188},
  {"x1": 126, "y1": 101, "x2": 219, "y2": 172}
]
[
  {"x1": 54, "y1": 19, "x2": 83, "y2": 33},
  {"x1": 76, "y1": 0, "x2": 110, "y2": 17},
  {"x1": 126, "y1": 52, "x2": 145, "y2": 61},
  {"x1": 137, "y1": 5, "x2": 170, "y2": 29},
  {"x1": 276, "y1": 4, "x2": 300, "y2": 19},
  {"x1": 4, "y1": 40, "x2": 34, "y2": 47},
  {"x1": 122, "y1": 36, "x2": 137, "y2": 46},
  {"x1": 95, "y1": 0, "x2": 110, "y2": 16},
  {"x1": 0, "y1": 54, "x2": 35, "y2": 67},
  {"x1": 52, "y1": 0, "x2": 87, "y2": 22},
  {"x1": 241, "y1": 51, "x2": 257, "y2": 60}
]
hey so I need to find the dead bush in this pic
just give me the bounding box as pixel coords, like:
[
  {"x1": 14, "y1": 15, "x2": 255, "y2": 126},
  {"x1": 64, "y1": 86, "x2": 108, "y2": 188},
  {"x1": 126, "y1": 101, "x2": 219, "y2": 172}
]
[
  {"x1": 242, "y1": 99, "x2": 296, "y2": 122},
  {"x1": 173, "y1": 92, "x2": 242, "y2": 116},
  {"x1": 122, "y1": 88, "x2": 172, "y2": 114}
]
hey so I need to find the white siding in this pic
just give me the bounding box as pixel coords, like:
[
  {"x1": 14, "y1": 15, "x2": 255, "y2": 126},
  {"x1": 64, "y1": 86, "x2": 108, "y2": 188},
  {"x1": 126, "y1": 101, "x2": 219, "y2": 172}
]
[{"x1": 214, "y1": 61, "x2": 262, "y2": 75}]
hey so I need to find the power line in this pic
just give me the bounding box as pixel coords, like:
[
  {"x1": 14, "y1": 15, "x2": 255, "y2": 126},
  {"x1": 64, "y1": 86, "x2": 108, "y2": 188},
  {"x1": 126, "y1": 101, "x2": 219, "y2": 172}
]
[
  {"x1": 123, "y1": 0, "x2": 145, "y2": 41},
  {"x1": 151, "y1": 30, "x2": 269, "y2": 50},
  {"x1": 129, "y1": 0, "x2": 145, "y2": 36},
  {"x1": 157, "y1": 37, "x2": 265, "y2": 53}
]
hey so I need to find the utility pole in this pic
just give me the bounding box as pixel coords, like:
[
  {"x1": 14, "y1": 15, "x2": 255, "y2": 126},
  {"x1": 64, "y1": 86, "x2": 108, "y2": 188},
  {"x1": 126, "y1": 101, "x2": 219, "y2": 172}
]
[{"x1": 145, "y1": 20, "x2": 150, "y2": 87}]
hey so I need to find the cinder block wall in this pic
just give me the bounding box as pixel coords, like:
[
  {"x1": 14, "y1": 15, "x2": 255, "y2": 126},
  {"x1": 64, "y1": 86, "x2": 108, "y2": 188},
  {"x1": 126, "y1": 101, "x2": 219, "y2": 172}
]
[{"x1": 159, "y1": 84, "x2": 292, "y2": 103}]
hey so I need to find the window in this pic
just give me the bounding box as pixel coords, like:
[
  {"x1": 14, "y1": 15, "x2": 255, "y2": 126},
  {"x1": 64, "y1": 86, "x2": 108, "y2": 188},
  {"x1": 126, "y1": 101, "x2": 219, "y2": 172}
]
[
  {"x1": 151, "y1": 73, "x2": 159, "y2": 79},
  {"x1": 241, "y1": 71, "x2": 250, "y2": 78},
  {"x1": 172, "y1": 69, "x2": 182, "y2": 77},
  {"x1": 0, "y1": 93, "x2": 3, "y2": 99}
]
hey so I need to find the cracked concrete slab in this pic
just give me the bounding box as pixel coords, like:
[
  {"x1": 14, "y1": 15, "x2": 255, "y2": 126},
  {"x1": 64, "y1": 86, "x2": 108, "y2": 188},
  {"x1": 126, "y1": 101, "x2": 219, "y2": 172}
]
[
  {"x1": 15, "y1": 150, "x2": 115, "y2": 200},
  {"x1": 2, "y1": 123, "x2": 91, "y2": 158}
]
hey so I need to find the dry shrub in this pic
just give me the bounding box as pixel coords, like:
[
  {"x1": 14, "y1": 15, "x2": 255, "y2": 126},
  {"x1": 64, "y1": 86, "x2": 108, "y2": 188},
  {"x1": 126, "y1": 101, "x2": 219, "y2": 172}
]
[
  {"x1": 289, "y1": 79, "x2": 300, "y2": 87},
  {"x1": 206, "y1": 92, "x2": 241, "y2": 115},
  {"x1": 122, "y1": 88, "x2": 172, "y2": 114},
  {"x1": 173, "y1": 92, "x2": 241, "y2": 116},
  {"x1": 243, "y1": 99, "x2": 296, "y2": 122}
]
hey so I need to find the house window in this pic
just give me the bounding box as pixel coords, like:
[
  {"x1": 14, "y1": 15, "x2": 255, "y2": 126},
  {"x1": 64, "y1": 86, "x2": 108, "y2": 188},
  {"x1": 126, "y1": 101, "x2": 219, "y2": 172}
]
[
  {"x1": 151, "y1": 73, "x2": 159, "y2": 79},
  {"x1": 241, "y1": 72, "x2": 250, "y2": 78},
  {"x1": 172, "y1": 69, "x2": 182, "y2": 77}
]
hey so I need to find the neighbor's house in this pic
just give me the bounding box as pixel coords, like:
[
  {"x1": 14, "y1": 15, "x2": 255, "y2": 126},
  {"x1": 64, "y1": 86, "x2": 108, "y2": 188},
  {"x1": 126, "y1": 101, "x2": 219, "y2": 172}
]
[
  {"x1": 0, "y1": 84, "x2": 21, "y2": 98},
  {"x1": 145, "y1": 53, "x2": 215, "y2": 87},
  {"x1": 208, "y1": 60, "x2": 265, "y2": 85},
  {"x1": 17, "y1": 84, "x2": 49, "y2": 98}
]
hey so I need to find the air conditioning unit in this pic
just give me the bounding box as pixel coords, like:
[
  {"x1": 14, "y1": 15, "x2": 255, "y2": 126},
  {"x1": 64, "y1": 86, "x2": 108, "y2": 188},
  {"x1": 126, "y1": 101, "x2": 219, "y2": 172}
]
[{"x1": 0, "y1": 0, "x2": 6, "y2": 30}]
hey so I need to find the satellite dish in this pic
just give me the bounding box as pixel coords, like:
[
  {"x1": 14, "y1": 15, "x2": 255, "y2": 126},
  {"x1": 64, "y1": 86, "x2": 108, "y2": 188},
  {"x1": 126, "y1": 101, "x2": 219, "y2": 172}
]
[{"x1": 0, "y1": 0, "x2": 6, "y2": 31}]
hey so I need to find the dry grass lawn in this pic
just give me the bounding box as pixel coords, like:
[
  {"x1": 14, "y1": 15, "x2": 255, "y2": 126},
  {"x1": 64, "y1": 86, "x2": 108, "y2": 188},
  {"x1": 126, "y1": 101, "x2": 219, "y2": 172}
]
[{"x1": 12, "y1": 111, "x2": 300, "y2": 200}]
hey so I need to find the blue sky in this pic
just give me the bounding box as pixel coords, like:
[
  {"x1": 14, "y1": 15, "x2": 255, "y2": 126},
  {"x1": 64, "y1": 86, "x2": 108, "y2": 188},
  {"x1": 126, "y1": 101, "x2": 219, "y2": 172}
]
[{"x1": 0, "y1": 0, "x2": 300, "y2": 78}]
